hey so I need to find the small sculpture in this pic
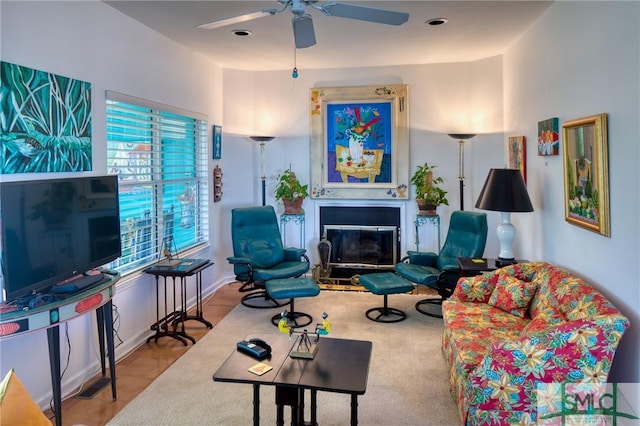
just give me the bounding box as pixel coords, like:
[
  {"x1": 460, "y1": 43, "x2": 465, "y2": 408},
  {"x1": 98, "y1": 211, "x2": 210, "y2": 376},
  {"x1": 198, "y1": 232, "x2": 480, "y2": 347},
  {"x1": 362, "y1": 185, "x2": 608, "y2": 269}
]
[
  {"x1": 317, "y1": 239, "x2": 332, "y2": 279},
  {"x1": 278, "y1": 312, "x2": 330, "y2": 359}
]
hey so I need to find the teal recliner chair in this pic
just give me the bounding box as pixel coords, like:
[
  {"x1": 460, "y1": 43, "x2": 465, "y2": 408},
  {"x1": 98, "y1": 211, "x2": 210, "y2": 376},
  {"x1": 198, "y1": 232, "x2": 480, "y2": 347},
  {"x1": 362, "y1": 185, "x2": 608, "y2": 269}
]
[
  {"x1": 395, "y1": 210, "x2": 487, "y2": 317},
  {"x1": 227, "y1": 206, "x2": 310, "y2": 308}
]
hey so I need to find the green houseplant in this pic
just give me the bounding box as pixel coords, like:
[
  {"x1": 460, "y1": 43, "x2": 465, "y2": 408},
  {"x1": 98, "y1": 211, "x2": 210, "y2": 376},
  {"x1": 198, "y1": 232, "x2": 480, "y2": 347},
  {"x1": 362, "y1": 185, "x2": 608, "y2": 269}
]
[
  {"x1": 411, "y1": 163, "x2": 448, "y2": 215},
  {"x1": 274, "y1": 169, "x2": 308, "y2": 214}
]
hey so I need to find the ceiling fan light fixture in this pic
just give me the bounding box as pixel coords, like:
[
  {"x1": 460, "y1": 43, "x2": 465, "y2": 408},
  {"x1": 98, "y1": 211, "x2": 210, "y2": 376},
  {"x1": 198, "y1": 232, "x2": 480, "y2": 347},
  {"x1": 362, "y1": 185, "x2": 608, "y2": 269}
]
[
  {"x1": 231, "y1": 29, "x2": 252, "y2": 37},
  {"x1": 199, "y1": 1, "x2": 409, "y2": 50},
  {"x1": 426, "y1": 18, "x2": 448, "y2": 26}
]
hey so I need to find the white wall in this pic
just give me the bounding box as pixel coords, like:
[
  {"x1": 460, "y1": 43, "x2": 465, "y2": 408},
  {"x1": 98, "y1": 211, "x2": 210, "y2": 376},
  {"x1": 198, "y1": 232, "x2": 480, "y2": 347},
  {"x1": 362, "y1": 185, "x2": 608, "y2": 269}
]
[
  {"x1": 503, "y1": 1, "x2": 640, "y2": 381},
  {"x1": 0, "y1": 1, "x2": 224, "y2": 407}
]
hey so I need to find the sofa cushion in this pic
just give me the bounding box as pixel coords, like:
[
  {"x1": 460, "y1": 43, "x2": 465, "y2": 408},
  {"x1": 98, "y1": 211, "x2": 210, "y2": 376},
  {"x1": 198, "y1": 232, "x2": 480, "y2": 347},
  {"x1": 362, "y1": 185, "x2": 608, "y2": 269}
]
[
  {"x1": 487, "y1": 276, "x2": 538, "y2": 318},
  {"x1": 442, "y1": 301, "x2": 529, "y2": 375},
  {"x1": 522, "y1": 311, "x2": 565, "y2": 336}
]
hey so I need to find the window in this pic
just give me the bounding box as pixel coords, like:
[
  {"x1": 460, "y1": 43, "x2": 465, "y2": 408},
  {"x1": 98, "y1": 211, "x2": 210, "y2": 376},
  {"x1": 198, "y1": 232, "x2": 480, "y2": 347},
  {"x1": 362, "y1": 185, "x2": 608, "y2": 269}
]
[{"x1": 106, "y1": 91, "x2": 209, "y2": 274}]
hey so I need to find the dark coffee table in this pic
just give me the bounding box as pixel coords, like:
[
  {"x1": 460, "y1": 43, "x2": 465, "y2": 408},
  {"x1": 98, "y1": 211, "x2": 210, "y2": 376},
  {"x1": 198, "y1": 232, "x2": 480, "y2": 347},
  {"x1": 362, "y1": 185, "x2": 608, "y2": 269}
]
[{"x1": 213, "y1": 335, "x2": 372, "y2": 426}]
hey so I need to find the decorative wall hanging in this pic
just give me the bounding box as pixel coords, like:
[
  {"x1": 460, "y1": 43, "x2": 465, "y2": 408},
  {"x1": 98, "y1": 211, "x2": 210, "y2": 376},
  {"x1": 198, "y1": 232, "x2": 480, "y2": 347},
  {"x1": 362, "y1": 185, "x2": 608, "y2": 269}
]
[
  {"x1": 562, "y1": 113, "x2": 610, "y2": 236},
  {"x1": 508, "y1": 136, "x2": 526, "y2": 183},
  {"x1": 213, "y1": 165, "x2": 223, "y2": 202},
  {"x1": 309, "y1": 84, "x2": 409, "y2": 199},
  {"x1": 212, "y1": 124, "x2": 222, "y2": 159},
  {"x1": 0, "y1": 61, "x2": 92, "y2": 173},
  {"x1": 537, "y1": 117, "x2": 559, "y2": 156}
]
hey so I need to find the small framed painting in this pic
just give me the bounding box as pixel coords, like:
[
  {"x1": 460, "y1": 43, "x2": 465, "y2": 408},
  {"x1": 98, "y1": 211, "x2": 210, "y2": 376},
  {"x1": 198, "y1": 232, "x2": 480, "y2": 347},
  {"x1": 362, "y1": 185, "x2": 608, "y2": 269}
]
[
  {"x1": 212, "y1": 124, "x2": 222, "y2": 160},
  {"x1": 538, "y1": 117, "x2": 559, "y2": 156},
  {"x1": 508, "y1": 136, "x2": 526, "y2": 183}
]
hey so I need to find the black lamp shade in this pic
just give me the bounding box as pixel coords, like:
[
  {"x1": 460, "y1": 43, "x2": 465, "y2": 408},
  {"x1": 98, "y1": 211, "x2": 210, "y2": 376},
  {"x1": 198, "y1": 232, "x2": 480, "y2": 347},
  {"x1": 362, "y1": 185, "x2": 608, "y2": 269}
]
[{"x1": 475, "y1": 168, "x2": 534, "y2": 212}]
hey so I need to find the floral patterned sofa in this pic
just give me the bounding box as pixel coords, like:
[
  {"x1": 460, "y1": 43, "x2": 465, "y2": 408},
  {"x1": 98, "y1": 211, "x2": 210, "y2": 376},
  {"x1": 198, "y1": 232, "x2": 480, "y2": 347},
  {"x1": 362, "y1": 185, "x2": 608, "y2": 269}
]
[{"x1": 441, "y1": 261, "x2": 629, "y2": 425}]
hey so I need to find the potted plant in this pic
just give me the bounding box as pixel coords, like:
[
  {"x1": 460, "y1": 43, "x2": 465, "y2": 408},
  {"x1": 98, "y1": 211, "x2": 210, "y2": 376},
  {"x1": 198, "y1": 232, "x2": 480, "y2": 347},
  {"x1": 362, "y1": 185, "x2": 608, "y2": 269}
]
[
  {"x1": 274, "y1": 169, "x2": 308, "y2": 214},
  {"x1": 411, "y1": 163, "x2": 449, "y2": 215}
]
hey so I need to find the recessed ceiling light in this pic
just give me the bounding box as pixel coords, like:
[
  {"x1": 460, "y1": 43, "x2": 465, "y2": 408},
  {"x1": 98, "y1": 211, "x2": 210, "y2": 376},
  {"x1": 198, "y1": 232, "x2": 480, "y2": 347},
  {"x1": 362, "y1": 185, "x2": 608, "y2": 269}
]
[
  {"x1": 231, "y1": 29, "x2": 252, "y2": 37},
  {"x1": 426, "y1": 18, "x2": 448, "y2": 26}
]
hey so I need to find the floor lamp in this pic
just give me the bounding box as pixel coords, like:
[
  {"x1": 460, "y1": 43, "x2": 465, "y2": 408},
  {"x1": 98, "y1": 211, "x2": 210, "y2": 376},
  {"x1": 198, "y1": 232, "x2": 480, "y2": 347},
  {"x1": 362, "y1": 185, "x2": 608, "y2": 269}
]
[
  {"x1": 447, "y1": 133, "x2": 475, "y2": 210},
  {"x1": 250, "y1": 136, "x2": 275, "y2": 206}
]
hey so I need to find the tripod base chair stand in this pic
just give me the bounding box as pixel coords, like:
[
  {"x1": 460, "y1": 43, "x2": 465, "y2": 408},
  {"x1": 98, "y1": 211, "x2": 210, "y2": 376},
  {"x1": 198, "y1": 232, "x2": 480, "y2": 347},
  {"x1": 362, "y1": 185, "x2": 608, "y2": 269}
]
[{"x1": 359, "y1": 273, "x2": 415, "y2": 323}]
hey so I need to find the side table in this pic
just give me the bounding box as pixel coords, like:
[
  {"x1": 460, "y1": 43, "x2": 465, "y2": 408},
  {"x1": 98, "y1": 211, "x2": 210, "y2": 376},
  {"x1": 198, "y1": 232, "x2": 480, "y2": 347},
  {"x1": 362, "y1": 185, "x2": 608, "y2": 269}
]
[
  {"x1": 144, "y1": 258, "x2": 213, "y2": 345},
  {"x1": 457, "y1": 257, "x2": 528, "y2": 277},
  {"x1": 0, "y1": 270, "x2": 120, "y2": 426}
]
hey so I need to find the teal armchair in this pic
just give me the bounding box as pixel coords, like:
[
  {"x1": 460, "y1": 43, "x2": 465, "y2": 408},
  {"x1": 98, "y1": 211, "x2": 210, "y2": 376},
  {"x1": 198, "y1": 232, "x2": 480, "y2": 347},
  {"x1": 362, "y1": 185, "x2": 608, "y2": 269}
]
[
  {"x1": 395, "y1": 210, "x2": 487, "y2": 317},
  {"x1": 228, "y1": 206, "x2": 310, "y2": 308}
]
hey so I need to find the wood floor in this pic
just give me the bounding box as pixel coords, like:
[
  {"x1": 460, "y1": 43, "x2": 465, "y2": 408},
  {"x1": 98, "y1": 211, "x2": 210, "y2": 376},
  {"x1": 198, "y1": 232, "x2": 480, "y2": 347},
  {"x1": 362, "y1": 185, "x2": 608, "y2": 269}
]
[{"x1": 46, "y1": 282, "x2": 244, "y2": 426}]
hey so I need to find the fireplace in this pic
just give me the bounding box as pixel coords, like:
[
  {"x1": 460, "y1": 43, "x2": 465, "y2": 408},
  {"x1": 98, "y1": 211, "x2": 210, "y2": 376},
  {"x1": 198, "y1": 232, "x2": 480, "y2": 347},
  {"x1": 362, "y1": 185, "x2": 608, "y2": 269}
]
[{"x1": 319, "y1": 206, "x2": 401, "y2": 279}]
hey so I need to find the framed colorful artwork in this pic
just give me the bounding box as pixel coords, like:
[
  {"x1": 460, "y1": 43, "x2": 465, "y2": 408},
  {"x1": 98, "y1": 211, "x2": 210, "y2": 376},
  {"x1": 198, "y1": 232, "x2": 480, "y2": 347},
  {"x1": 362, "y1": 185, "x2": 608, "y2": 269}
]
[
  {"x1": 508, "y1": 136, "x2": 526, "y2": 183},
  {"x1": 562, "y1": 113, "x2": 610, "y2": 236},
  {"x1": 309, "y1": 84, "x2": 409, "y2": 199},
  {"x1": 538, "y1": 117, "x2": 559, "y2": 156},
  {"x1": 0, "y1": 61, "x2": 92, "y2": 173},
  {"x1": 212, "y1": 124, "x2": 222, "y2": 159}
]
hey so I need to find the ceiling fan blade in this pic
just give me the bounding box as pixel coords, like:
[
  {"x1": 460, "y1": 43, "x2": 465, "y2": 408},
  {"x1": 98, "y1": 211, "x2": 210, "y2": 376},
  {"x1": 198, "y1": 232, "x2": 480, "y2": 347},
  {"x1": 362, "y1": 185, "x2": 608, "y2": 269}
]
[
  {"x1": 322, "y1": 3, "x2": 409, "y2": 26},
  {"x1": 293, "y1": 14, "x2": 316, "y2": 48},
  {"x1": 196, "y1": 10, "x2": 271, "y2": 30}
]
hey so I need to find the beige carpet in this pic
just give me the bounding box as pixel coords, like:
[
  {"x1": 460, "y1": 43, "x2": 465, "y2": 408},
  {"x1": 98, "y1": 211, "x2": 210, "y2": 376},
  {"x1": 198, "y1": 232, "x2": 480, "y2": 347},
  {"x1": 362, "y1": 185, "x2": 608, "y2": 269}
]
[{"x1": 108, "y1": 291, "x2": 460, "y2": 425}]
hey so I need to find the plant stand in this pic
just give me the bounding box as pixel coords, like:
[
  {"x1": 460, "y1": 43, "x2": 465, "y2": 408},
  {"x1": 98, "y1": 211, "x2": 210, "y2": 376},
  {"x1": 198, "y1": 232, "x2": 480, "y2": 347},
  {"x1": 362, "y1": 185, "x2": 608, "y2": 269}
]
[
  {"x1": 415, "y1": 214, "x2": 441, "y2": 252},
  {"x1": 280, "y1": 213, "x2": 305, "y2": 248}
]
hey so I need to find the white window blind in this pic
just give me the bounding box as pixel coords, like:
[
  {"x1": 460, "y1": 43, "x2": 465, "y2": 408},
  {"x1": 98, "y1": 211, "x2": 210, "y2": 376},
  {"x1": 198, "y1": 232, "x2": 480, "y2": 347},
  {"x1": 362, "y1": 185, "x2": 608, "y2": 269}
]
[{"x1": 105, "y1": 91, "x2": 209, "y2": 274}]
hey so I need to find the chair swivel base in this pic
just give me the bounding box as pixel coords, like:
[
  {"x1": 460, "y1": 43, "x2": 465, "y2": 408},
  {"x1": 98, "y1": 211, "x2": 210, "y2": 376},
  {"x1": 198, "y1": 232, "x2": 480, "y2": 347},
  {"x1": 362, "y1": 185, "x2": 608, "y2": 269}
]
[
  {"x1": 366, "y1": 303, "x2": 407, "y2": 323},
  {"x1": 415, "y1": 298, "x2": 443, "y2": 318},
  {"x1": 359, "y1": 273, "x2": 413, "y2": 323},
  {"x1": 241, "y1": 290, "x2": 290, "y2": 309}
]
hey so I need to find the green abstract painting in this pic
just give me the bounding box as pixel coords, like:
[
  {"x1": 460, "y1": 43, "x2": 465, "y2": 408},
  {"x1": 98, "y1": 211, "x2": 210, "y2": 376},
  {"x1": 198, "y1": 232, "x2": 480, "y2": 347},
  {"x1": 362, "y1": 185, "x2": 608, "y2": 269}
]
[{"x1": 1, "y1": 61, "x2": 92, "y2": 173}]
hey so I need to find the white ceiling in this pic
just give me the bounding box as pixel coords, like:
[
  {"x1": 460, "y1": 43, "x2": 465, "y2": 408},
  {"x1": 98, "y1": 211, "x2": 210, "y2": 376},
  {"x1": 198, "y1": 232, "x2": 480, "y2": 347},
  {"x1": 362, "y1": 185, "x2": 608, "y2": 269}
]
[{"x1": 104, "y1": 1, "x2": 553, "y2": 71}]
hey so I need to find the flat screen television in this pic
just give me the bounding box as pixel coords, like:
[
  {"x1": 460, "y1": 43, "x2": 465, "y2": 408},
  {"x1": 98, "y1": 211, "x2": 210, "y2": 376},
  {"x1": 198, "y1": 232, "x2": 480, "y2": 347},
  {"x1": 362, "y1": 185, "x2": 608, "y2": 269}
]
[{"x1": 0, "y1": 175, "x2": 121, "y2": 302}]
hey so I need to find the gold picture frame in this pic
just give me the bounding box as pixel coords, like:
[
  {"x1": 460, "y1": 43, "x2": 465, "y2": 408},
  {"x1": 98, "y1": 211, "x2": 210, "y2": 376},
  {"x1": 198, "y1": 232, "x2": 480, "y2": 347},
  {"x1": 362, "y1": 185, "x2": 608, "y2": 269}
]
[
  {"x1": 562, "y1": 113, "x2": 610, "y2": 236},
  {"x1": 309, "y1": 84, "x2": 409, "y2": 199}
]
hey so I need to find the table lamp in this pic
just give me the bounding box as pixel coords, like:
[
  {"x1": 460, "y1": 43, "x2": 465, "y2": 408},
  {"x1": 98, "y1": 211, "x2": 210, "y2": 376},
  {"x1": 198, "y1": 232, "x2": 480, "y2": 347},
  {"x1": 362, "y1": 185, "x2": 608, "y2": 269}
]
[
  {"x1": 250, "y1": 136, "x2": 275, "y2": 206},
  {"x1": 475, "y1": 168, "x2": 533, "y2": 266},
  {"x1": 447, "y1": 133, "x2": 475, "y2": 210}
]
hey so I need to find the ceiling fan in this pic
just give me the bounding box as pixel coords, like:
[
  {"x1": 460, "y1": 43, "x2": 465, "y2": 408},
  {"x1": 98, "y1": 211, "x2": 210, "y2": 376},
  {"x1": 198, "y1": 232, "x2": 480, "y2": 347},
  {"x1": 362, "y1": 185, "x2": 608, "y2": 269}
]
[{"x1": 196, "y1": 0, "x2": 409, "y2": 49}]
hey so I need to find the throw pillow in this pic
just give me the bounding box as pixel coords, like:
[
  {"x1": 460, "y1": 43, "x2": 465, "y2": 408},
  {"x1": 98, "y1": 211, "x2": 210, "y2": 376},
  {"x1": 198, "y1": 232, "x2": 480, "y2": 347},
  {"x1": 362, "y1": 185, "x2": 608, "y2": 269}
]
[
  {"x1": 488, "y1": 276, "x2": 538, "y2": 318},
  {"x1": 0, "y1": 369, "x2": 52, "y2": 426}
]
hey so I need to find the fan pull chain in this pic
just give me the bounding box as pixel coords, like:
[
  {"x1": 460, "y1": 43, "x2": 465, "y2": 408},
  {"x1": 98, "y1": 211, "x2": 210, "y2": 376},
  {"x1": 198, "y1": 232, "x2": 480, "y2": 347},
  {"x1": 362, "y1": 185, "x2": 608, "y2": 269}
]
[{"x1": 292, "y1": 45, "x2": 299, "y2": 78}]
